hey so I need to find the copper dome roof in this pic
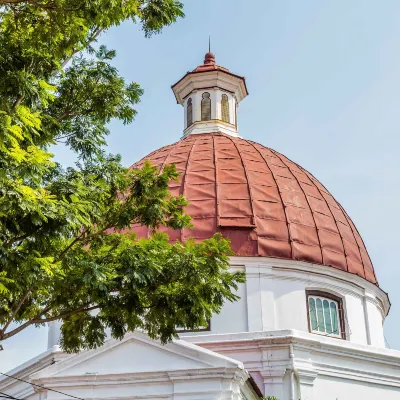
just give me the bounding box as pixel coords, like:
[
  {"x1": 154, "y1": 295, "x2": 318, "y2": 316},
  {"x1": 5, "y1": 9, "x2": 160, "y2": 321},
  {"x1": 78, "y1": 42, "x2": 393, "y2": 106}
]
[{"x1": 131, "y1": 133, "x2": 377, "y2": 285}]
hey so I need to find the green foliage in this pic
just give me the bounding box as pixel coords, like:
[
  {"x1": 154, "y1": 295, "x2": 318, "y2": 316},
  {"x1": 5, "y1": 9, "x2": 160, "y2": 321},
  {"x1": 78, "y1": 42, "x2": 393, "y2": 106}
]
[
  {"x1": 0, "y1": 0, "x2": 245, "y2": 352},
  {"x1": 261, "y1": 397, "x2": 279, "y2": 400}
]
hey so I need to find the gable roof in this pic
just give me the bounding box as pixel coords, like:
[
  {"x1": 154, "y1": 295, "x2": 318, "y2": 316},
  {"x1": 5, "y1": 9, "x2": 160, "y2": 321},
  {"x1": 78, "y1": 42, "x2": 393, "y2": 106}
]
[{"x1": 30, "y1": 331, "x2": 245, "y2": 380}]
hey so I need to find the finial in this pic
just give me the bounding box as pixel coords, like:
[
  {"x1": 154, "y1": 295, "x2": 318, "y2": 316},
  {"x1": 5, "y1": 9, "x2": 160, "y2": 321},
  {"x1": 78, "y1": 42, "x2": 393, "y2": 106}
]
[
  {"x1": 204, "y1": 51, "x2": 215, "y2": 65},
  {"x1": 204, "y1": 36, "x2": 215, "y2": 65}
]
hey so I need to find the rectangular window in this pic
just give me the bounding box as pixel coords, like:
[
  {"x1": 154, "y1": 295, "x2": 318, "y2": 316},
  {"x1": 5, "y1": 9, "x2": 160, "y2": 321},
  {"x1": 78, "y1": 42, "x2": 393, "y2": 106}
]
[{"x1": 306, "y1": 290, "x2": 345, "y2": 339}]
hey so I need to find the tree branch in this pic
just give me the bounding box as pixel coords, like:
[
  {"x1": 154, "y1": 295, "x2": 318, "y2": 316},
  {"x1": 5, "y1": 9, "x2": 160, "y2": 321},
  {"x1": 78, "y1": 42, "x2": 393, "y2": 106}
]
[
  {"x1": 56, "y1": 109, "x2": 93, "y2": 122},
  {"x1": 59, "y1": 28, "x2": 104, "y2": 70},
  {"x1": 4, "y1": 226, "x2": 42, "y2": 247},
  {"x1": 54, "y1": 232, "x2": 85, "y2": 262},
  {"x1": 55, "y1": 221, "x2": 116, "y2": 263},
  {"x1": 0, "y1": 318, "x2": 32, "y2": 340},
  {"x1": 0, "y1": 286, "x2": 32, "y2": 336},
  {"x1": 11, "y1": 95, "x2": 24, "y2": 112},
  {"x1": 0, "y1": 304, "x2": 99, "y2": 340},
  {"x1": 32, "y1": 304, "x2": 99, "y2": 324}
]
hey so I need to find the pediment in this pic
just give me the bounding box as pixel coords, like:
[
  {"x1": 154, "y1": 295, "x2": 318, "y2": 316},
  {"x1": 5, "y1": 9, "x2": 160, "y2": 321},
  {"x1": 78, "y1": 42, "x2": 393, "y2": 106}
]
[{"x1": 31, "y1": 332, "x2": 241, "y2": 379}]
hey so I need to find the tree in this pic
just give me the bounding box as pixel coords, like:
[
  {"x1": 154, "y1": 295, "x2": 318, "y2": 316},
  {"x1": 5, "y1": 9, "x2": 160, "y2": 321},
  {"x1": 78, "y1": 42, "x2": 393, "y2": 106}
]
[{"x1": 0, "y1": 0, "x2": 245, "y2": 352}]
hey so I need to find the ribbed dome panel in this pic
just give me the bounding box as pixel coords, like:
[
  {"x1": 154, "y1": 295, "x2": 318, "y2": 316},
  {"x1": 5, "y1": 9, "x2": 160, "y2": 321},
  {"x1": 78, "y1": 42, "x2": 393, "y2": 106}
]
[{"x1": 131, "y1": 133, "x2": 376, "y2": 284}]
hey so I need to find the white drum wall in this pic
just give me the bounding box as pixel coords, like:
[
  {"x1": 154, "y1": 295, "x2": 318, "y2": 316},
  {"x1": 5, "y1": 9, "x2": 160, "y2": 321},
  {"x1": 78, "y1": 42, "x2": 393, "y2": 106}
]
[{"x1": 204, "y1": 257, "x2": 389, "y2": 348}]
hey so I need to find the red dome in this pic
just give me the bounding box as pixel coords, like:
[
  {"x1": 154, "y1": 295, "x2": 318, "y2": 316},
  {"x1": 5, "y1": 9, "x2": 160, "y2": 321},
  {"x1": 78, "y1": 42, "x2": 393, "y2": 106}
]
[{"x1": 131, "y1": 133, "x2": 377, "y2": 284}]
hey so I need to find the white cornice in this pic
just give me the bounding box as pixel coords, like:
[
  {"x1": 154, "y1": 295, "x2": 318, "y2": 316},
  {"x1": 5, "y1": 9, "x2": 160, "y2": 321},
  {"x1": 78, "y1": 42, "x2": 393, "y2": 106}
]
[
  {"x1": 185, "y1": 329, "x2": 400, "y2": 365},
  {"x1": 172, "y1": 71, "x2": 247, "y2": 105},
  {"x1": 0, "y1": 346, "x2": 68, "y2": 390},
  {"x1": 182, "y1": 120, "x2": 240, "y2": 138},
  {"x1": 184, "y1": 330, "x2": 400, "y2": 386},
  {"x1": 229, "y1": 256, "x2": 390, "y2": 317},
  {"x1": 32, "y1": 367, "x2": 247, "y2": 387}
]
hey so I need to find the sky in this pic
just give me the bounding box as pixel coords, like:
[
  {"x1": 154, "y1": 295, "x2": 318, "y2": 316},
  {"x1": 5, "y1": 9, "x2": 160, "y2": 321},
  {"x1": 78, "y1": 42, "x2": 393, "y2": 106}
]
[{"x1": 3, "y1": 0, "x2": 400, "y2": 371}]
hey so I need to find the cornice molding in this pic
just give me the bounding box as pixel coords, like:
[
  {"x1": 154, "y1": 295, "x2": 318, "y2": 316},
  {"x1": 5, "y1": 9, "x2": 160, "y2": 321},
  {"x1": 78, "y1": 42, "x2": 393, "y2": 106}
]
[
  {"x1": 30, "y1": 332, "x2": 244, "y2": 383},
  {"x1": 0, "y1": 346, "x2": 67, "y2": 392},
  {"x1": 186, "y1": 330, "x2": 400, "y2": 387},
  {"x1": 172, "y1": 70, "x2": 247, "y2": 105},
  {"x1": 229, "y1": 256, "x2": 390, "y2": 316},
  {"x1": 33, "y1": 367, "x2": 246, "y2": 387},
  {"x1": 295, "y1": 367, "x2": 318, "y2": 386},
  {"x1": 187, "y1": 330, "x2": 400, "y2": 367},
  {"x1": 182, "y1": 120, "x2": 240, "y2": 138}
]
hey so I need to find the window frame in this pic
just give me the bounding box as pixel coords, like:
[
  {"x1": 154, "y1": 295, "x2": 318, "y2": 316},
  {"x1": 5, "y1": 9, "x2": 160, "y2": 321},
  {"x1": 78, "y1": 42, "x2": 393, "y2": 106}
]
[
  {"x1": 221, "y1": 93, "x2": 230, "y2": 123},
  {"x1": 306, "y1": 290, "x2": 346, "y2": 340},
  {"x1": 186, "y1": 97, "x2": 193, "y2": 127},
  {"x1": 201, "y1": 92, "x2": 211, "y2": 121}
]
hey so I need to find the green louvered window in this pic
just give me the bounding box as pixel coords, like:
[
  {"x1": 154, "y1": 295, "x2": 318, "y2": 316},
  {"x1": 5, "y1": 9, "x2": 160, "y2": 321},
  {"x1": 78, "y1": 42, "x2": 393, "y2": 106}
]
[{"x1": 307, "y1": 292, "x2": 343, "y2": 338}]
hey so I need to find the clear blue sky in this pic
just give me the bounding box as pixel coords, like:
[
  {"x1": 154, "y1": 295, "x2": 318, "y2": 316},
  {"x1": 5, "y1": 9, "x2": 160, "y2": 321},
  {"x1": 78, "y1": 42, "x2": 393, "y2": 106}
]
[{"x1": 3, "y1": 0, "x2": 400, "y2": 371}]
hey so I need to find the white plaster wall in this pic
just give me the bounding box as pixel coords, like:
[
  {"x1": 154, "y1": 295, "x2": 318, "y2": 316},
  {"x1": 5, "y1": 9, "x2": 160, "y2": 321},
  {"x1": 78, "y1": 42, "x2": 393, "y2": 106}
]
[
  {"x1": 187, "y1": 258, "x2": 388, "y2": 349},
  {"x1": 367, "y1": 299, "x2": 385, "y2": 347},
  {"x1": 184, "y1": 88, "x2": 236, "y2": 125},
  {"x1": 47, "y1": 258, "x2": 388, "y2": 350},
  {"x1": 313, "y1": 376, "x2": 400, "y2": 400},
  {"x1": 214, "y1": 88, "x2": 221, "y2": 120},
  {"x1": 47, "y1": 320, "x2": 62, "y2": 348},
  {"x1": 259, "y1": 272, "x2": 276, "y2": 330},
  {"x1": 273, "y1": 279, "x2": 309, "y2": 332},
  {"x1": 214, "y1": 89, "x2": 235, "y2": 124},
  {"x1": 193, "y1": 90, "x2": 202, "y2": 122},
  {"x1": 231, "y1": 96, "x2": 236, "y2": 126},
  {"x1": 210, "y1": 89, "x2": 217, "y2": 120},
  {"x1": 244, "y1": 266, "x2": 263, "y2": 332},
  {"x1": 211, "y1": 281, "x2": 248, "y2": 333},
  {"x1": 186, "y1": 330, "x2": 400, "y2": 400},
  {"x1": 181, "y1": 88, "x2": 240, "y2": 137},
  {"x1": 343, "y1": 292, "x2": 368, "y2": 344},
  {"x1": 24, "y1": 378, "x2": 251, "y2": 400},
  {"x1": 184, "y1": 96, "x2": 188, "y2": 128}
]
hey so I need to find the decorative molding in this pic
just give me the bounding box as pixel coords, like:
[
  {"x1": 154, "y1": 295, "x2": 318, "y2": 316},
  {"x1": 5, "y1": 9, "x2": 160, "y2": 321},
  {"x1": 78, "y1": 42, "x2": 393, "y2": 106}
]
[
  {"x1": 229, "y1": 256, "x2": 390, "y2": 317},
  {"x1": 30, "y1": 332, "x2": 244, "y2": 382},
  {"x1": 260, "y1": 368, "x2": 286, "y2": 384},
  {"x1": 187, "y1": 330, "x2": 400, "y2": 367},
  {"x1": 295, "y1": 367, "x2": 318, "y2": 386},
  {"x1": 172, "y1": 70, "x2": 247, "y2": 105},
  {"x1": 182, "y1": 120, "x2": 240, "y2": 138},
  {"x1": 0, "y1": 346, "x2": 67, "y2": 393},
  {"x1": 188, "y1": 330, "x2": 400, "y2": 389}
]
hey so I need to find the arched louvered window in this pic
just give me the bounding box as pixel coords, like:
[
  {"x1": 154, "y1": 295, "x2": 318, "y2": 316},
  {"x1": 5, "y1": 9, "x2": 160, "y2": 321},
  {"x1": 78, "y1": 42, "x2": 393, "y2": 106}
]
[
  {"x1": 307, "y1": 290, "x2": 345, "y2": 339},
  {"x1": 221, "y1": 94, "x2": 230, "y2": 123},
  {"x1": 201, "y1": 92, "x2": 211, "y2": 121},
  {"x1": 187, "y1": 98, "x2": 193, "y2": 127}
]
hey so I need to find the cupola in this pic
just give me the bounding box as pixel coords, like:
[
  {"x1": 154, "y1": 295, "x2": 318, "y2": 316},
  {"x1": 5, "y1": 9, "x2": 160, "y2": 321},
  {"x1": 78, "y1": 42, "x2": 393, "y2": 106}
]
[{"x1": 172, "y1": 52, "x2": 248, "y2": 138}]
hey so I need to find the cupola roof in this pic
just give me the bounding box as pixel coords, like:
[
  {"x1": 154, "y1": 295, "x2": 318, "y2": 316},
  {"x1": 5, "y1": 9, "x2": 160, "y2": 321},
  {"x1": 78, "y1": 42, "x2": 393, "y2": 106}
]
[{"x1": 171, "y1": 52, "x2": 248, "y2": 105}]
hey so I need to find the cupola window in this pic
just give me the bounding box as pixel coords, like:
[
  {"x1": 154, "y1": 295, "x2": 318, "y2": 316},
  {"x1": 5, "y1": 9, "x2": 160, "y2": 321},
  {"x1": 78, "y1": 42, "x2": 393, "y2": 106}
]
[
  {"x1": 201, "y1": 92, "x2": 211, "y2": 120},
  {"x1": 187, "y1": 98, "x2": 193, "y2": 127},
  {"x1": 221, "y1": 94, "x2": 230, "y2": 123},
  {"x1": 306, "y1": 290, "x2": 345, "y2": 339}
]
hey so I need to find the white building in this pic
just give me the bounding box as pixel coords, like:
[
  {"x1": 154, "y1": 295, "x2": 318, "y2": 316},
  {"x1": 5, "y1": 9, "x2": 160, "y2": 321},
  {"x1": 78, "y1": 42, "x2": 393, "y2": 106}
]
[{"x1": 2, "y1": 52, "x2": 400, "y2": 400}]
